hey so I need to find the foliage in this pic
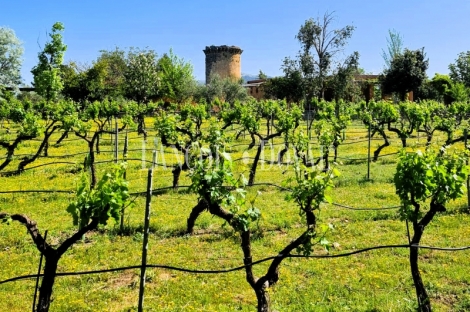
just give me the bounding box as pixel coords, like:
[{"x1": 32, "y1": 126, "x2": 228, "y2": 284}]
[
  {"x1": 381, "y1": 29, "x2": 404, "y2": 69},
  {"x1": 395, "y1": 149, "x2": 468, "y2": 221},
  {"x1": 0, "y1": 27, "x2": 23, "y2": 87},
  {"x1": 394, "y1": 148, "x2": 468, "y2": 311},
  {"x1": 67, "y1": 163, "x2": 130, "y2": 229},
  {"x1": 449, "y1": 51, "x2": 470, "y2": 88},
  {"x1": 417, "y1": 74, "x2": 470, "y2": 104},
  {"x1": 31, "y1": 22, "x2": 67, "y2": 102},
  {"x1": 195, "y1": 74, "x2": 249, "y2": 105},
  {"x1": 284, "y1": 162, "x2": 339, "y2": 254},
  {"x1": 154, "y1": 102, "x2": 208, "y2": 148},
  {"x1": 286, "y1": 162, "x2": 338, "y2": 215},
  {"x1": 124, "y1": 48, "x2": 160, "y2": 104},
  {"x1": 0, "y1": 96, "x2": 43, "y2": 138},
  {"x1": 262, "y1": 71, "x2": 303, "y2": 103},
  {"x1": 380, "y1": 48, "x2": 428, "y2": 101},
  {"x1": 445, "y1": 82, "x2": 469, "y2": 103},
  {"x1": 4, "y1": 114, "x2": 470, "y2": 310},
  {"x1": 283, "y1": 11, "x2": 356, "y2": 100},
  {"x1": 157, "y1": 49, "x2": 197, "y2": 103},
  {"x1": 328, "y1": 52, "x2": 361, "y2": 101},
  {"x1": 189, "y1": 150, "x2": 260, "y2": 232},
  {"x1": 89, "y1": 48, "x2": 127, "y2": 100}
]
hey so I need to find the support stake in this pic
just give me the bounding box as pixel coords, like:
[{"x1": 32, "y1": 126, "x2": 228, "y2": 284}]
[
  {"x1": 367, "y1": 124, "x2": 371, "y2": 180},
  {"x1": 138, "y1": 168, "x2": 154, "y2": 311},
  {"x1": 32, "y1": 230, "x2": 48, "y2": 312}
]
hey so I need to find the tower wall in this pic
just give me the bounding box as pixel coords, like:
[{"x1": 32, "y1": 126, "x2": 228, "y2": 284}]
[{"x1": 203, "y1": 45, "x2": 243, "y2": 84}]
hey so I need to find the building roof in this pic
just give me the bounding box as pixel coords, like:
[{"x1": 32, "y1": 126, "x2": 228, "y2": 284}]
[
  {"x1": 353, "y1": 74, "x2": 380, "y2": 81},
  {"x1": 203, "y1": 45, "x2": 243, "y2": 54}
]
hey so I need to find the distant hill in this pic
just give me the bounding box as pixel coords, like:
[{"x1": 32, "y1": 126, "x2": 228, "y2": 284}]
[{"x1": 242, "y1": 74, "x2": 262, "y2": 82}]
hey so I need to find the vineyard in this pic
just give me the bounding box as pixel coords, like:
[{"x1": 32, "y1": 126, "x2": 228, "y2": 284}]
[{"x1": 1, "y1": 98, "x2": 470, "y2": 312}]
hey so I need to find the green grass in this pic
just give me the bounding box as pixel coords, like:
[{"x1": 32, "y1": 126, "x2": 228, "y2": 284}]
[{"x1": 1, "y1": 120, "x2": 470, "y2": 311}]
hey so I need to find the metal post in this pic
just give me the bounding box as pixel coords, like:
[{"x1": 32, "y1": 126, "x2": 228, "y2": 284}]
[
  {"x1": 120, "y1": 132, "x2": 129, "y2": 233},
  {"x1": 138, "y1": 168, "x2": 154, "y2": 312},
  {"x1": 114, "y1": 117, "x2": 119, "y2": 164},
  {"x1": 152, "y1": 150, "x2": 157, "y2": 169},
  {"x1": 367, "y1": 124, "x2": 371, "y2": 180},
  {"x1": 465, "y1": 129, "x2": 469, "y2": 211},
  {"x1": 142, "y1": 139, "x2": 146, "y2": 169},
  {"x1": 306, "y1": 98, "x2": 311, "y2": 161}
]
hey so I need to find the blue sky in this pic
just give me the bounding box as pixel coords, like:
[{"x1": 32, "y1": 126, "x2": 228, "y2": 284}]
[{"x1": 3, "y1": 0, "x2": 470, "y2": 85}]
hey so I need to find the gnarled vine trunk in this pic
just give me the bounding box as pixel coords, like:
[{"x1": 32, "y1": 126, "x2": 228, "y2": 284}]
[
  {"x1": 373, "y1": 127, "x2": 390, "y2": 161},
  {"x1": 408, "y1": 200, "x2": 442, "y2": 312},
  {"x1": 0, "y1": 213, "x2": 99, "y2": 312},
  {"x1": 37, "y1": 253, "x2": 59, "y2": 312},
  {"x1": 186, "y1": 199, "x2": 208, "y2": 234},
  {"x1": 17, "y1": 123, "x2": 59, "y2": 173}
]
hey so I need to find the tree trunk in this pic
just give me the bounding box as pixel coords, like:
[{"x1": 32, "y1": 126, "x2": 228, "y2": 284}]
[
  {"x1": 398, "y1": 134, "x2": 407, "y2": 148},
  {"x1": 95, "y1": 133, "x2": 100, "y2": 154},
  {"x1": 186, "y1": 199, "x2": 208, "y2": 234},
  {"x1": 277, "y1": 144, "x2": 288, "y2": 163},
  {"x1": 43, "y1": 140, "x2": 49, "y2": 157},
  {"x1": 333, "y1": 141, "x2": 339, "y2": 162},
  {"x1": 235, "y1": 130, "x2": 243, "y2": 140},
  {"x1": 55, "y1": 130, "x2": 68, "y2": 145},
  {"x1": 254, "y1": 286, "x2": 270, "y2": 312},
  {"x1": 323, "y1": 149, "x2": 329, "y2": 171},
  {"x1": 410, "y1": 224, "x2": 431, "y2": 312},
  {"x1": 387, "y1": 124, "x2": 407, "y2": 148},
  {"x1": 137, "y1": 115, "x2": 147, "y2": 139},
  {"x1": 36, "y1": 254, "x2": 59, "y2": 312},
  {"x1": 249, "y1": 140, "x2": 263, "y2": 186},
  {"x1": 172, "y1": 166, "x2": 181, "y2": 189},
  {"x1": 0, "y1": 135, "x2": 34, "y2": 172},
  {"x1": 88, "y1": 140, "x2": 97, "y2": 189},
  {"x1": 248, "y1": 133, "x2": 256, "y2": 150},
  {"x1": 373, "y1": 128, "x2": 390, "y2": 161},
  {"x1": 426, "y1": 133, "x2": 432, "y2": 146},
  {"x1": 240, "y1": 229, "x2": 271, "y2": 312},
  {"x1": 17, "y1": 124, "x2": 58, "y2": 173}
]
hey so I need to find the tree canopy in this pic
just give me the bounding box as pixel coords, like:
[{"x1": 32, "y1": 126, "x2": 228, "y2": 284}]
[
  {"x1": 157, "y1": 49, "x2": 196, "y2": 103},
  {"x1": 31, "y1": 22, "x2": 67, "y2": 102},
  {"x1": 449, "y1": 51, "x2": 470, "y2": 88},
  {"x1": 279, "y1": 12, "x2": 357, "y2": 102},
  {"x1": 381, "y1": 29, "x2": 404, "y2": 69},
  {"x1": 380, "y1": 48, "x2": 428, "y2": 100},
  {"x1": 0, "y1": 27, "x2": 23, "y2": 87}
]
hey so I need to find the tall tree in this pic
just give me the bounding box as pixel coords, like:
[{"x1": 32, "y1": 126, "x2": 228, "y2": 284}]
[
  {"x1": 263, "y1": 66, "x2": 303, "y2": 103},
  {"x1": 0, "y1": 27, "x2": 23, "y2": 88},
  {"x1": 449, "y1": 51, "x2": 470, "y2": 88},
  {"x1": 124, "y1": 48, "x2": 159, "y2": 104},
  {"x1": 124, "y1": 48, "x2": 159, "y2": 136},
  {"x1": 31, "y1": 22, "x2": 67, "y2": 102},
  {"x1": 157, "y1": 48, "x2": 197, "y2": 103},
  {"x1": 381, "y1": 29, "x2": 404, "y2": 69},
  {"x1": 88, "y1": 48, "x2": 127, "y2": 100},
  {"x1": 286, "y1": 11, "x2": 356, "y2": 100},
  {"x1": 194, "y1": 74, "x2": 249, "y2": 105},
  {"x1": 328, "y1": 51, "x2": 360, "y2": 102},
  {"x1": 60, "y1": 61, "x2": 89, "y2": 102},
  {"x1": 380, "y1": 48, "x2": 429, "y2": 101}
]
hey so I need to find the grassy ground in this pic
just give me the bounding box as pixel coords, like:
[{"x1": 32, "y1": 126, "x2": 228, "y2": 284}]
[{"x1": 1, "y1": 120, "x2": 470, "y2": 311}]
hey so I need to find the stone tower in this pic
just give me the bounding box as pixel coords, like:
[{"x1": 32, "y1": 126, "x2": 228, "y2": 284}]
[{"x1": 203, "y1": 45, "x2": 243, "y2": 84}]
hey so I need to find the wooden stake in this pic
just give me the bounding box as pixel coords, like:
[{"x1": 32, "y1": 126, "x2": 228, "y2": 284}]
[
  {"x1": 32, "y1": 230, "x2": 48, "y2": 312},
  {"x1": 367, "y1": 124, "x2": 371, "y2": 180},
  {"x1": 138, "y1": 168, "x2": 153, "y2": 311}
]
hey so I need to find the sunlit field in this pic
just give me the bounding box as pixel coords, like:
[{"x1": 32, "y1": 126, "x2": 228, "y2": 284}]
[{"x1": 1, "y1": 119, "x2": 470, "y2": 312}]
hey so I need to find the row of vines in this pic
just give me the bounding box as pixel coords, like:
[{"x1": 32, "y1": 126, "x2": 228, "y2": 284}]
[{"x1": 1, "y1": 95, "x2": 470, "y2": 311}]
